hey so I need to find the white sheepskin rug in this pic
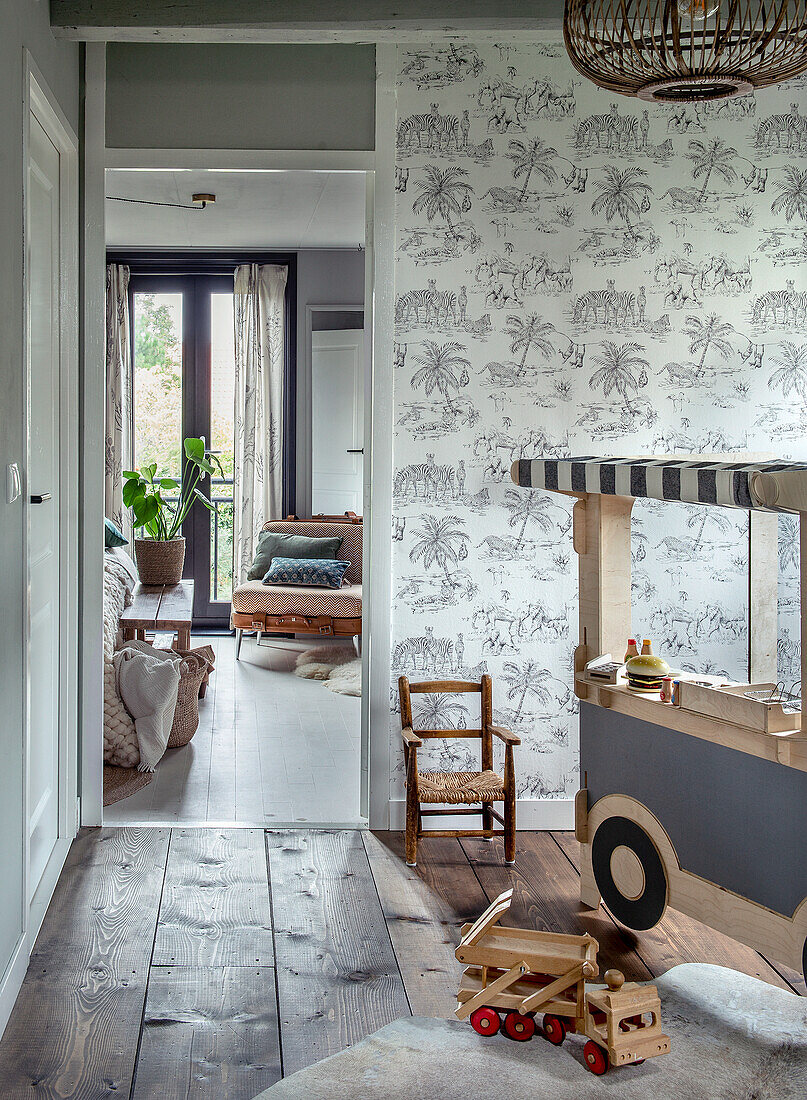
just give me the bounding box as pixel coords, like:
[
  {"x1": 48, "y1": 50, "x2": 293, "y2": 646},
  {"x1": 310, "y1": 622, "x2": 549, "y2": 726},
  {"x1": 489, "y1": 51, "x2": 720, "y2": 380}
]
[{"x1": 294, "y1": 646, "x2": 362, "y2": 696}]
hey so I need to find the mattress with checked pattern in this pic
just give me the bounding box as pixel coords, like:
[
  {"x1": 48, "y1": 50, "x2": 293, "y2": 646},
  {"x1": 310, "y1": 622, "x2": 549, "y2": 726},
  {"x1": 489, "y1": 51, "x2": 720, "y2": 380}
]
[
  {"x1": 513, "y1": 456, "x2": 807, "y2": 513},
  {"x1": 231, "y1": 581, "x2": 362, "y2": 619}
]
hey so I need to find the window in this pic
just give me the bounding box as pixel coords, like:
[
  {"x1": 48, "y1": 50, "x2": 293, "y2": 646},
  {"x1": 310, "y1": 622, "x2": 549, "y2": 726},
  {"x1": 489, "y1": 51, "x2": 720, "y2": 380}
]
[{"x1": 116, "y1": 253, "x2": 297, "y2": 626}]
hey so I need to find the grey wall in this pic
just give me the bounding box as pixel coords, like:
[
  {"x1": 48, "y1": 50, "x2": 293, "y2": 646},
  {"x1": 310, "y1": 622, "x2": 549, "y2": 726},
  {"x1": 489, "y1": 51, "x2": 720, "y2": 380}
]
[
  {"x1": 105, "y1": 43, "x2": 376, "y2": 150},
  {"x1": 296, "y1": 250, "x2": 366, "y2": 513},
  {"x1": 0, "y1": 0, "x2": 79, "y2": 1000}
]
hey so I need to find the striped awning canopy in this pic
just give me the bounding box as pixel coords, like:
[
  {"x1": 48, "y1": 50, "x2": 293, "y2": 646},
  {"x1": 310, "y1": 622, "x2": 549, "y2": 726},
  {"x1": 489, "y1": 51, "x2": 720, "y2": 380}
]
[{"x1": 512, "y1": 456, "x2": 807, "y2": 514}]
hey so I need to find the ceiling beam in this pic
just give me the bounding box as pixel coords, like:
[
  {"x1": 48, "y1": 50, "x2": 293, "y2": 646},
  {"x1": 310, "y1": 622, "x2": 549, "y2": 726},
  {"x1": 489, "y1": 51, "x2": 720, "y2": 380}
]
[{"x1": 50, "y1": 1, "x2": 563, "y2": 42}]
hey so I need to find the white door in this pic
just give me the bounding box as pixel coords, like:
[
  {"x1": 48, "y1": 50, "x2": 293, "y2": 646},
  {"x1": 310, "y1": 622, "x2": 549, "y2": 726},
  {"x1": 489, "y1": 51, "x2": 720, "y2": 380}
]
[
  {"x1": 311, "y1": 329, "x2": 365, "y2": 514},
  {"x1": 26, "y1": 111, "x2": 62, "y2": 900}
]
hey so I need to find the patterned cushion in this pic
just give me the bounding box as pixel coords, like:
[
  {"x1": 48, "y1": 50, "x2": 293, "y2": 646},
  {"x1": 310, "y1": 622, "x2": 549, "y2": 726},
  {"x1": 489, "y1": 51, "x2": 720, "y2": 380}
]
[
  {"x1": 258, "y1": 521, "x2": 362, "y2": 585},
  {"x1": 263, "y1": 557, "x2": 350, "y2": 588},
  {"x1": 247, "y1": 531, "x2": 343, "y2": 581},
  {"x1": 231, "y1": 581, "x2": 362, "y2": 619}
]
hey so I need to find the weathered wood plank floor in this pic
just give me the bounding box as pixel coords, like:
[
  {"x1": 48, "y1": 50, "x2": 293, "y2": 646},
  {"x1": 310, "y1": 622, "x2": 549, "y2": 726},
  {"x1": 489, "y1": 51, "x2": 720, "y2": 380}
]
[{"x1": 0, "y1": 827, "x2": 801, "y2": 1099}]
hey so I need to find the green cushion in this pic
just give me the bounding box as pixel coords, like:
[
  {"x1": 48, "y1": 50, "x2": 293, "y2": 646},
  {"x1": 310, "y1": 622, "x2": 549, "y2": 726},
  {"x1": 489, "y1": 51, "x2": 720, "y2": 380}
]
[
  {"x1": 246, "y1": 531, "x2": 342, "y2": 581},
  {"x1": 104, "y1": 517, "x2": 128, "y2": 547}
]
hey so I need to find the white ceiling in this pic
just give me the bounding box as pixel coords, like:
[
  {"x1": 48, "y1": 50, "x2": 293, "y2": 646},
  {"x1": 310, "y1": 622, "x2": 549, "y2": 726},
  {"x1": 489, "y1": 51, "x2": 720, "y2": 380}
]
[{"x1": 105, "y1": 169, "x2": 366, "y2": 249}]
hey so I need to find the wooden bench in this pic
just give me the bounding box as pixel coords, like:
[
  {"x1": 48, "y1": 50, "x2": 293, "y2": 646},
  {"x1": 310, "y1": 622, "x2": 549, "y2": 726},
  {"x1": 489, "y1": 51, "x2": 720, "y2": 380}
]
[{"x1": 120, "y1": 579, "x2": 194, "y2": 652}]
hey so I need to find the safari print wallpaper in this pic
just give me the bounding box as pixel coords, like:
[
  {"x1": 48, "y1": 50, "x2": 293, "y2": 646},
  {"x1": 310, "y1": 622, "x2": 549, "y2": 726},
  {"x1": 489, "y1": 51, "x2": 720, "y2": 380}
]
[{"x1": 388, "y1": 41, "x2": 805, "y2": 809}]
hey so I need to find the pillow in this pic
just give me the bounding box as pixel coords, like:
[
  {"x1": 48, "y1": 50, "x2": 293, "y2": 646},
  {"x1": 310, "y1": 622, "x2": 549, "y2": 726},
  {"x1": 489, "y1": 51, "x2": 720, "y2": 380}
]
[
  {"x1": 247, "y1": 531, "x2": 342, "y2": 581},
  {"x1": 105, "y1": 517, "x2": 128, "y2": 547},
  {"x1": 262, "y1": 557, "x2": 351, "y2": 589}
]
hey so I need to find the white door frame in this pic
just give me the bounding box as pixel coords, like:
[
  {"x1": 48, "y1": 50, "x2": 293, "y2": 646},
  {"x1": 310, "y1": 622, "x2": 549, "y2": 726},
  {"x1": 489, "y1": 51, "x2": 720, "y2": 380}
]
[
  {"x1": 22, "y1": 51, "x2": 80, "y2": 961},
  {"x1": 83, "y1": 46, "x2": 398, "y2": 829}
]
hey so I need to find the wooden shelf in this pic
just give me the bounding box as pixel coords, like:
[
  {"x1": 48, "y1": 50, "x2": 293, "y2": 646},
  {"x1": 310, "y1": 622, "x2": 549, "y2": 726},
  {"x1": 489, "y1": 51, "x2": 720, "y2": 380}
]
[{"x1": 576, "y1": 676, "x2": 807, "y2": 772}]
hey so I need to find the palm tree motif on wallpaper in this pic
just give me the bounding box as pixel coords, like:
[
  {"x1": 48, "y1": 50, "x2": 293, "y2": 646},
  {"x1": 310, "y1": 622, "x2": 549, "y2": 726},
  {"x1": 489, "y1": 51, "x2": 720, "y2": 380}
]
[
  {"x1": 686, "y1": 507, "x2": 733, "y2": 553},
  {"x1": 411, "y1": 341, "x2": 471, "y2": 412},
  {"x1": 684, "y1": 314, "x2": 734, "y2": 375},
  {"x1": 504, "y1": 313, "x2": 555, "y2": 376},
  {"x1": 410, "y1": 514, "x2": 471, "y2": 581},
  {"x1": 506, "y1": 137, "x2": 558, "y2": 201},
  {"x1": 771, "y1": 166, "x2": 807, "y2": 223},
  {"x1": 414, "y1": 693, "x2": 469, "y2": 730},
  {"x1": 589, "y1": 341, "x2": 649, "y2": 406},
  {"x1": 686, "y1": 138, "x2": 738, "y2": 199},
  {"x1": 412, "y1": 165, "x2": 474, "y2": 238},
  {"x1": 768, "y1": 341, "x2": 807, "y2": 399},
  {"x1": 591, "y1": 165, "x2": 652, "y2": 226},
  {"x1": 504, "y1": 486, "x2": 554, "y2": 550},
  {"x1": 501, "y1": 660, "x2": 563, "y2": 724}
]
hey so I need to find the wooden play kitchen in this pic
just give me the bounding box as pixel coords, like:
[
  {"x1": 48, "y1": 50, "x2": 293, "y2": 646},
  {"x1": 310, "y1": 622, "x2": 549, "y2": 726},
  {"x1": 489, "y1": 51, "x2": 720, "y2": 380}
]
[
  {"x1": 455, "y1": 889, "x2": 670, "y2": 1074},
  {"x1": 511, "y1": 456, "x2": 807, "y2": 985}
]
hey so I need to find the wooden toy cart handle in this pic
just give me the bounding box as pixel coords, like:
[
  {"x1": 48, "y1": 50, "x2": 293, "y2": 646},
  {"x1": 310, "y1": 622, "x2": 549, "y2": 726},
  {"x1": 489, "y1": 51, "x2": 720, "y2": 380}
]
[{"x1": 457, "y1": 888, "x2": 513, "y2": 950}]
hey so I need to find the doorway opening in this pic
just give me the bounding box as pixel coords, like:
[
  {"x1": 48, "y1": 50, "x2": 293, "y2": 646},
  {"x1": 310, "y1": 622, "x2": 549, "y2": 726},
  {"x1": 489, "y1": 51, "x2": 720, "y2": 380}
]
[{"x1": 101, "y1": 169, "x2": 369, "y2": 829}]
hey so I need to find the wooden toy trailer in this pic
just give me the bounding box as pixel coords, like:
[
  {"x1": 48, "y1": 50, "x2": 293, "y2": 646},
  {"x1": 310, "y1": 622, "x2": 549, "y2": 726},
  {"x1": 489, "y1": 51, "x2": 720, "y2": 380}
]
[{"x1": 455, "y1": 889, "x2": 670, "y2": 1075}]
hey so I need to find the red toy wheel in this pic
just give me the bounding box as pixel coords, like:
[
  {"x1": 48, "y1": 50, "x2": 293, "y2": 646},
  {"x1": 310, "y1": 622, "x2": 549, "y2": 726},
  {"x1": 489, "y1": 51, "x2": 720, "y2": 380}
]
[
  {"x1": 503, "y1": 1011, "x2": 536, "y2": 1041},
  {"x1": 583, "y1": 1040, "x2": 609, "y2": 1075},
  {"x1": 470, "y1": 1006, "x2": 500, "y2": 1036},
  {"x1": 542, "y1": 1014, "x2": 566, "y2": 1045}
]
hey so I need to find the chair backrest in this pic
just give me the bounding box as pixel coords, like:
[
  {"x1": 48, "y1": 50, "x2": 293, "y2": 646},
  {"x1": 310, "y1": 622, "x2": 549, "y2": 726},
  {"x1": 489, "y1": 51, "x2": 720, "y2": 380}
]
[
  {"x1": 261, "y1": 518, "x2": 362, "y2": 585},
  {"x1": 398, "y1": 674, "x2": 494, "y2": 770}
]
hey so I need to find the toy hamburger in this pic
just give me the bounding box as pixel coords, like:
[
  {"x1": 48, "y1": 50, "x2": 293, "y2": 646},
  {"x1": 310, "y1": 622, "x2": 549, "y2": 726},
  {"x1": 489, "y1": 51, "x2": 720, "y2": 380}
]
[{"x1": 625, "y1": 653, "x2": 670, "y2": 693}]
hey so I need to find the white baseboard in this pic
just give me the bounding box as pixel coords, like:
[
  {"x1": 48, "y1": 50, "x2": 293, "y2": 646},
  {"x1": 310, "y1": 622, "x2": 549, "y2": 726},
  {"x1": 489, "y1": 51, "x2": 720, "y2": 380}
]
[
  {"x1": 0, "y1": 934, "x2": 29, "y2": 1042},
  {"x1": 388, "y1": 798, "x2": 574, "y2": 832}
]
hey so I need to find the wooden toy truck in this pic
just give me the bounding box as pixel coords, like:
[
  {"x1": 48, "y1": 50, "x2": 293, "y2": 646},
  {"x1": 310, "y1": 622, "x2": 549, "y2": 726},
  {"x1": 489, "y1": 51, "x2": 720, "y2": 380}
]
[{"x1": 455, "y1": 889, "x2": 670, "y2": 1075}]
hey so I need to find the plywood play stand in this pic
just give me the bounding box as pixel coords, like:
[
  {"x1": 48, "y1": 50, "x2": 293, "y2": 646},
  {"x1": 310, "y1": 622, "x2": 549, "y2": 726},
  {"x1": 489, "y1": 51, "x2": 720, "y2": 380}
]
[
  {"x1": 510, "y1": 455, "x2": 807, "y2": 985},
  {"x1": 455, "y1": 888, "x2": 670, "y2": 1074}
]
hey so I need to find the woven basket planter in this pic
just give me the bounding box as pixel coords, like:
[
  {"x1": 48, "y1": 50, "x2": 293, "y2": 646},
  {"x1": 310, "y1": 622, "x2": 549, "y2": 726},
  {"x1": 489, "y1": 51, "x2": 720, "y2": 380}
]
[
  {"x1": 167, "y1": 652, "x2": 210, "y2": 749},
  {"x1": 134, "y1": 537, "x2": 185, "y2": 585}
]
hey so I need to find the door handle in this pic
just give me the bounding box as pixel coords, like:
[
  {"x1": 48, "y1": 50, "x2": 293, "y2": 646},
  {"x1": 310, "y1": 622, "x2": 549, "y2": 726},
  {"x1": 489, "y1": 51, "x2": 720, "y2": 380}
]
[
  {"x1": 30, "y1": 492, "x2": 52, "y2": 504},
  {"x1": 346, "y1": 449, "x2": 364, "y2": 454}
]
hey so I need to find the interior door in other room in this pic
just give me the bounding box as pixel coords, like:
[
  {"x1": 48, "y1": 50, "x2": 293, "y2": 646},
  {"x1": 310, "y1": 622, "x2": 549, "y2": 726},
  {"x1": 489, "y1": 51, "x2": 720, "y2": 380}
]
[
  {"x1": 311, "y1": 329, "x2": 365, "y2": 515},
  {"x1": 26, "y1": 112, "x2": 62, "y2": 900}
]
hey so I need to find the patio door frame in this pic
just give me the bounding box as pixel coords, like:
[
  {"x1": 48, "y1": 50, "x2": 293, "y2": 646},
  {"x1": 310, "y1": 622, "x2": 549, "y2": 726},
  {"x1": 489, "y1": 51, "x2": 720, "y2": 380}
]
[{"x1": 110, "y1": 251, "x2": 298, "y2": 627}]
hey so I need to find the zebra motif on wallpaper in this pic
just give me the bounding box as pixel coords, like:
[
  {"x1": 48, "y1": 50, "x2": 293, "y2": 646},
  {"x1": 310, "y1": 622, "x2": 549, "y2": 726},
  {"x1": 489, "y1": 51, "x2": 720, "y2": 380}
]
[{"x1": 390, "y1": 39, "x2": 807, "y2": 801}]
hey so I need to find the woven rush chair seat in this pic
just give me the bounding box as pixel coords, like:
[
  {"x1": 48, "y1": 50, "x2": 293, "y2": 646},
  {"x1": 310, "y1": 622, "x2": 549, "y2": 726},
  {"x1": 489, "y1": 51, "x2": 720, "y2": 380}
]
[
  {"x1": 232, "y1": 581, "x2": 362, "y2": 619},
  {"x1": 417, "y1": 770, "x2": 505, "y2": 804}
]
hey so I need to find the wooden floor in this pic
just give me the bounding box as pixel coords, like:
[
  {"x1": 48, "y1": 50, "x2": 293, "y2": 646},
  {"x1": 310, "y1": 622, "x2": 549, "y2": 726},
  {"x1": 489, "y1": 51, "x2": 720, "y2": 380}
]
[
  {"x1": 0, "y1": 827, "x2": 802, "y2": 1099},
  {"x1": 105, "y1": 635, "x2": 362, "y2": 827}
]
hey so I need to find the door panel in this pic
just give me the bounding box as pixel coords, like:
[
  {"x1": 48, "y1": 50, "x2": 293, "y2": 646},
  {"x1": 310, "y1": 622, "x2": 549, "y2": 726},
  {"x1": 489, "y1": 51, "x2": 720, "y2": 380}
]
[
  {"x1": 311, "y1": 329, "x2": 365, "y2": 515},
  {"x1": 27, "y1": 113, "x2": 61, "y2": 900}
]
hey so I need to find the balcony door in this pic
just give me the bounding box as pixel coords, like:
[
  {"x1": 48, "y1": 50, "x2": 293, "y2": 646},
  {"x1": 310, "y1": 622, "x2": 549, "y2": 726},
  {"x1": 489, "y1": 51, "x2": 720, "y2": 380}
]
[{"x1": 121, "y1": 256, "x2": 295, "y2": 627}]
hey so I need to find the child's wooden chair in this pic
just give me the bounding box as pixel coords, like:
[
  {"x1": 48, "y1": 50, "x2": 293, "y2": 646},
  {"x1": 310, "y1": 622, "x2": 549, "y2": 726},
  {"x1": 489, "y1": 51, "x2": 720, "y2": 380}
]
[{"x1": 398, "y1": 674, "x2": 520, "y2": 867}]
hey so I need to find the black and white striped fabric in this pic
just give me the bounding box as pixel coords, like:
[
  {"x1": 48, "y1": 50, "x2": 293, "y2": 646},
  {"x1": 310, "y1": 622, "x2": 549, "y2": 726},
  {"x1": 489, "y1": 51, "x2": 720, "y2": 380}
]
[{"x1": 514, "y1": 456, "x2": 807, "y2": 513}]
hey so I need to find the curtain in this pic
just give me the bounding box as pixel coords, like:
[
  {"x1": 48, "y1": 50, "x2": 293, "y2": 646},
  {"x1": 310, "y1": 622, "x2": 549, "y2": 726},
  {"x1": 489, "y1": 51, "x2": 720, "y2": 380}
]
[
  {"x1": 105, "y1": 264, "x2": 132, "y2": 538},
  {"x1": 233, "y1": 263, "x2": 288, "y2": 582}
]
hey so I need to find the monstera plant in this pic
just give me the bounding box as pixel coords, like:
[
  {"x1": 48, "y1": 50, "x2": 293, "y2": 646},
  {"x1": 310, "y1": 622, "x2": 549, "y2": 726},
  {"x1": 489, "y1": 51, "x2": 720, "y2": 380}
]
[{"x1": 123, "y1": 437, "x2": 224, "y2": 585}]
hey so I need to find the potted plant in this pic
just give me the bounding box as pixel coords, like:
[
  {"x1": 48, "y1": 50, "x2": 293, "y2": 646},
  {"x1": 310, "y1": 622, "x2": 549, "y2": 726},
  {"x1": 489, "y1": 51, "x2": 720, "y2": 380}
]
[{"x1": 123, "y1": 437, "x2": 223, "y2": 585}]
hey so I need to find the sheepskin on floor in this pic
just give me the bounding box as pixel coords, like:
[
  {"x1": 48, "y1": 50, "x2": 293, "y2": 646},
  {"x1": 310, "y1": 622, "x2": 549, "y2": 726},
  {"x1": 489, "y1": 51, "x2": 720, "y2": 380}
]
[{"x1": 295, "y1": 646, "x2": 362, "y2": 695}]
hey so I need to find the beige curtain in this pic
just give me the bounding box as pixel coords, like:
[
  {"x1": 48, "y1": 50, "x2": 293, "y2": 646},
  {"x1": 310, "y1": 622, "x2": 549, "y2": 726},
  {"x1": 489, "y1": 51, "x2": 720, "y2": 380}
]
[
  {"x1": 105, "y1": 264, "x2": 132, "y2": 538},
  {"x1": 233, "y1": 263, "x2": 288, "y2": 582}
]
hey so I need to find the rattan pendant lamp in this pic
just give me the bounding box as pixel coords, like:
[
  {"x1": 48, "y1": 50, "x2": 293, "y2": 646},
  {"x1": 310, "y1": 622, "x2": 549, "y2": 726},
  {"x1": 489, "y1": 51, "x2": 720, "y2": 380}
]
[{"x1": 564, "y1": 0, "x2": 807, "y2": 102}]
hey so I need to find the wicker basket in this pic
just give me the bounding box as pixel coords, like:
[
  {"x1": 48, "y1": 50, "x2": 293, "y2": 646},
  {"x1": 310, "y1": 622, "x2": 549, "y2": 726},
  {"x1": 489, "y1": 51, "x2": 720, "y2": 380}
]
[
  {"x1": 162, "y1": 644, "x2": 216, "y2": 697},
  {"x1": 134, "y1": 537, "x2": 186, "y2": 585},
  {"x1": 167, "y1": 652, "x2": 210, "y2": 749}
]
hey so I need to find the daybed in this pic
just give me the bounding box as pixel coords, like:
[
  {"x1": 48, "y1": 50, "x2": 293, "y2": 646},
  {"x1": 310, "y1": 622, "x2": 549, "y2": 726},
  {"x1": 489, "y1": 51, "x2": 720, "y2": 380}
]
[{"x1": 231, "y1": 518, "x2": 362, "y2": 659}]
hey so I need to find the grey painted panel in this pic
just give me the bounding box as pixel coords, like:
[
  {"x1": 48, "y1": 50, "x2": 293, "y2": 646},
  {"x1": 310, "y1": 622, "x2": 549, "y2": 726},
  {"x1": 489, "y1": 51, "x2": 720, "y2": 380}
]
[
  {"x1": 0, "y1": 0, "x2": 79, "y2": 987},
  {"x1": 105, "y1": 43, "x2": 375, "y2": 150},
  {"x1": 312, "y1": 309, "x2": 363, "y2": 331},
  {"x1": 580, "y1": 701, "x2": 807, "y2": 918}
]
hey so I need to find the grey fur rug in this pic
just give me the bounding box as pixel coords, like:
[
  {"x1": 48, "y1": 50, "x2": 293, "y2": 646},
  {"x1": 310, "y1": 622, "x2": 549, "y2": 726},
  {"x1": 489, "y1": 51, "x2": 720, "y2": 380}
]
[{"x1": 255, "y1": 964, "x2": 807, "y2": 1099}]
